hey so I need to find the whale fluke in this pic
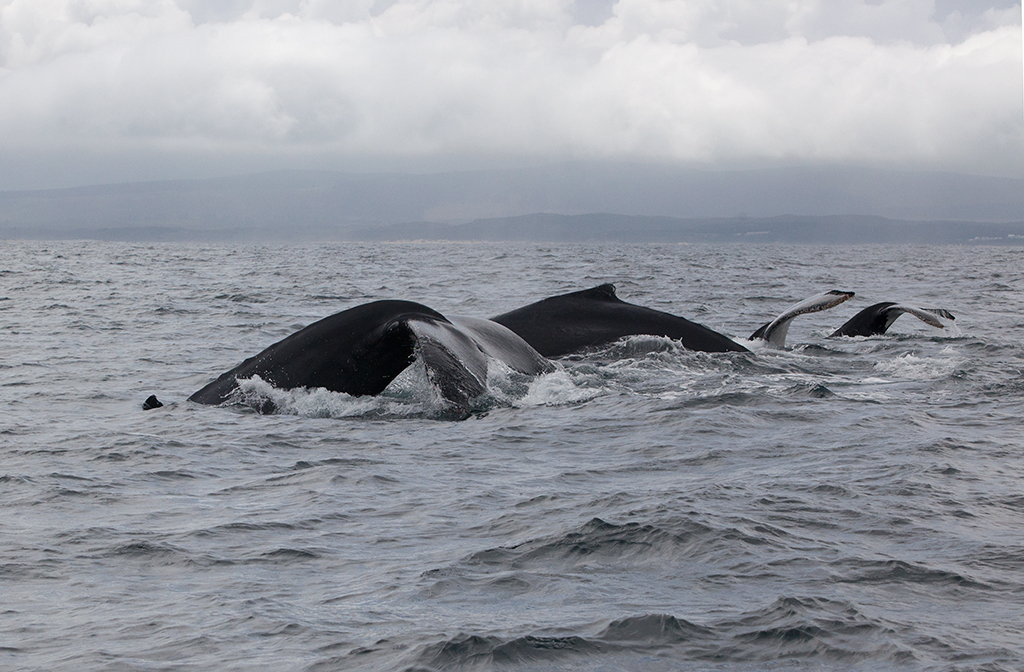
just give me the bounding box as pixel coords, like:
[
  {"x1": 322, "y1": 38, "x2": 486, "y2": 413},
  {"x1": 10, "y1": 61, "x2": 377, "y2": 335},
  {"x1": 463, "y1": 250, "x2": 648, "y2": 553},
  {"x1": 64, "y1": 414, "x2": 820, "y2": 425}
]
[
  {"x1": 749, "y1": 290, "x2": 856, "y2": 346},
  {"x1": 491, "y1": 283, "x2": 748, "y2": 357},
  {"x1": 830, "y1": 302, "x2": 955, "y2": 337},
  {"x1": 188, "y1": 300, "x2": 553, "y2": 413},
  {"x1": 142, "y1": 395, "x2": 163, "y2": 410}
]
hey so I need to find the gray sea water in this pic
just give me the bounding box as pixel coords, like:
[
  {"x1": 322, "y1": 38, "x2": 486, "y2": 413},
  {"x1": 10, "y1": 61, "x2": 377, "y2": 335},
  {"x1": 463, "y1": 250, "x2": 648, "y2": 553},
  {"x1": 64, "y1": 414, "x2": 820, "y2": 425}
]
[{"x1": 1, "y1": 240, "x2": 1022, "y2": 672}]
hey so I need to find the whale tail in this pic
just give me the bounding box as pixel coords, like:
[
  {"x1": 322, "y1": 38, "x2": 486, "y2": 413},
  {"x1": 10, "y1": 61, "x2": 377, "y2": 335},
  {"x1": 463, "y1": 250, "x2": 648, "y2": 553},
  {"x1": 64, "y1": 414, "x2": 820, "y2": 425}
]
[
  {"x1": 750, "y1": 290, "x2": 856, "y2": 346},
  {"x1": 830, "y1": 303, "x2": 955, "y2": 338},
  {"x1": 888, "y1": 305, "x2": 955, "y2": 329}
]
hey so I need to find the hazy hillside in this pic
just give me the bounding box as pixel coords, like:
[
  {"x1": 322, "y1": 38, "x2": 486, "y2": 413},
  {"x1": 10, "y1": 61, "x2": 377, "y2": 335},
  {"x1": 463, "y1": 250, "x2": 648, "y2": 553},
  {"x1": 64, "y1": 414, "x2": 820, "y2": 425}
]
[
  {"x1": 4, "y1": 211, "x2": 1022, "y2": 245},
  {"x1": 357, "y1": 213, "x2": 1024, "y2": 245},
  {"x1": 2, "y1": 164, "x2": 1024, "y2": 243}
]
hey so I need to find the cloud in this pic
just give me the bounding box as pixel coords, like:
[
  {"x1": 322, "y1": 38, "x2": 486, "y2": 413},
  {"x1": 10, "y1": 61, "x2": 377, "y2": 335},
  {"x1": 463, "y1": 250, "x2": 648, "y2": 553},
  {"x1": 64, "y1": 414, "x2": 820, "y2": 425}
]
[{"x1": 0, "y1": 0, "x2": 1021, "y2": 188}]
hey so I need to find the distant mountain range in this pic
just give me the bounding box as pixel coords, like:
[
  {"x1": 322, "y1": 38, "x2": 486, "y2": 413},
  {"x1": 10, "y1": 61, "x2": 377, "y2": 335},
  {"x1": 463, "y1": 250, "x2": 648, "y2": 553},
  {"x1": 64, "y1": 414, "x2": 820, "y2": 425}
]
[
  {"x1": 4, "y1": 212, "x2": 1022, "y2": 245},
  {"x1": 2, "y1": 164, "x2": 1023, "y2": 243},
  {"x1": 356, "y1": 213, "x2": 1024, "y2": 245}
]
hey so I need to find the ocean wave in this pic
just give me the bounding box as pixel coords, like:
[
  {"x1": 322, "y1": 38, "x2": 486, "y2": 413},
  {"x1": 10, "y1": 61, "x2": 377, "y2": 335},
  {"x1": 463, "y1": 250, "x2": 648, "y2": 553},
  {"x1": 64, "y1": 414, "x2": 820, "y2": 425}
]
[
  {"x1": 413, "y1": 633, "x2": 603, "y2": 670},
  {"x1": 438, "y1": 516, "x2": 790, "y2": 579},
  {"x1": 404, "y1": 600, "x2": 909, "y2": 671},
  {"x1": 828, "y1": 558, "x2": 991, "y2": 589},
  {"x1": 720, "y1": 596, "x2": 907, "y2": 662}
]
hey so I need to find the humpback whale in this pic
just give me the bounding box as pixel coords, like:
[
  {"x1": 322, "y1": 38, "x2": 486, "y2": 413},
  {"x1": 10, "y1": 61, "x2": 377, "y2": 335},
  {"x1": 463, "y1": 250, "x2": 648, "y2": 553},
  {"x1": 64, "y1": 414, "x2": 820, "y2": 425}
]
[
  {"x1": 177, "y1": 285, "x2": 872, "y2": 415},
  {"x1": 188, "y1": 300, "x2": 553, "y2": 413},
  {"x1": 830, "y1": 302, "x2": 955, "y2": 337},
  {"x1": 491, "y1": 284, "x2": 748, "y2": 357},
  {"x1": 749, "y1": 290, "x2": 856, "y2": 347}
]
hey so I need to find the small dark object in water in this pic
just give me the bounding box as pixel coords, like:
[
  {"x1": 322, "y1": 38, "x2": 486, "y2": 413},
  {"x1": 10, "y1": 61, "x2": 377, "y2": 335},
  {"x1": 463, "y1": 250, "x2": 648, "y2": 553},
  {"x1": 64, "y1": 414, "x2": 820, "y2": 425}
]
[{"x1": 142, "y1": 395, "x2": 164, "y2": 410}]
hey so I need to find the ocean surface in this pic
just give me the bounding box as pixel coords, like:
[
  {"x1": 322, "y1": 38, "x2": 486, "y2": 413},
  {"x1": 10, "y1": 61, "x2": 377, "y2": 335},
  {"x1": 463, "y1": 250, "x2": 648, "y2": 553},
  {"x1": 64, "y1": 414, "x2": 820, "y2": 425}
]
[{"x1": 1, "y1": 241, "x2": 1022, "y2": 672}]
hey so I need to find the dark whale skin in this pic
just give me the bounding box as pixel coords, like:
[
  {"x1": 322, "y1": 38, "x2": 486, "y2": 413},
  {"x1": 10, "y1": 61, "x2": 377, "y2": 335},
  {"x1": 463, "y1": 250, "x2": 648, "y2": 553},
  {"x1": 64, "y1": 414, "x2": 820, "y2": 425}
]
[{"x1": 491, "y1": 284, "x2": 747, "y2": 358}]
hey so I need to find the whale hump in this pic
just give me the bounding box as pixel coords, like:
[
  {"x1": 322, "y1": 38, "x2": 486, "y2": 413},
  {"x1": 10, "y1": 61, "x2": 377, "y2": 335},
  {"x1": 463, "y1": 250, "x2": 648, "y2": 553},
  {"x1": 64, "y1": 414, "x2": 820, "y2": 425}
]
[
  {"x1": 491, "y1": 284, "x2": 747, "y2": 357},
  {"x1": 749, "y1": 290, "x2": 856, "y2": 346},
  {"x1": 188, "y1": 300, "x2": 552, "y2": 413},
  {"x1": 830, "y1": 302, "x2": 956, "y2": 337},
  {"x1": 581, "y1": 283, "x2": 619, "y2": 300}
]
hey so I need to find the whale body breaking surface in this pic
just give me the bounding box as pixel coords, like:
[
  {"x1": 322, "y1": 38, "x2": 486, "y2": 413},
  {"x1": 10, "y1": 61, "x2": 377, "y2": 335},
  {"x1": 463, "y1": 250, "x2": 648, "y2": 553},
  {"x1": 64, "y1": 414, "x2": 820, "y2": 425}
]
[
  {"x1": 490, "y1": 283, "x2": 747, "y2": 356},
  {"x1": 174, "y1": 284, "x2": 954, "y2": 414},
  {"x1": 186, "y1": 299, "x2": 553, "y2": 413}
]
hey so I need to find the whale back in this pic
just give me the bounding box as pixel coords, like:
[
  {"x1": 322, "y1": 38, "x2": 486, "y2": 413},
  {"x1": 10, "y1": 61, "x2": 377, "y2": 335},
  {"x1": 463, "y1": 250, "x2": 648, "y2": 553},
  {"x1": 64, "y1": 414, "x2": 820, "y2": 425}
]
[
  {"x1": 491, "y1": 284, "x2": 747, "y2": 357},
  {"x1": 188, "y1": 300, "x2": 555, "y2": 412},
  {"x1": 188, "y1": 300, "x2": 437, "y2": 406}
]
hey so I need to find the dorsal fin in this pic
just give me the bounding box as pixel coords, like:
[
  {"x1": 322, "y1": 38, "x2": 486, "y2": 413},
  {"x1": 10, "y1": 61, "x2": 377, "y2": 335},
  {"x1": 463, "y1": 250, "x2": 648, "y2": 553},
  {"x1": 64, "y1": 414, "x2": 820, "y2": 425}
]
[{"x1": 579, "y1": 283, "x2": 617, "y2": 300}]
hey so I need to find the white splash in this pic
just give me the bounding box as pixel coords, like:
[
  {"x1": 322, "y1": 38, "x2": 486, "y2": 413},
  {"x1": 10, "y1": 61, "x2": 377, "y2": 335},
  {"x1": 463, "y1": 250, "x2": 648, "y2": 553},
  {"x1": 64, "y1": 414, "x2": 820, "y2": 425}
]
[
  {"x1": 518, "y1": 369, "x2": 601, "y2": 407},
  {"x1": 872, "y1": 347, "x2": 963, "y2": 381}
]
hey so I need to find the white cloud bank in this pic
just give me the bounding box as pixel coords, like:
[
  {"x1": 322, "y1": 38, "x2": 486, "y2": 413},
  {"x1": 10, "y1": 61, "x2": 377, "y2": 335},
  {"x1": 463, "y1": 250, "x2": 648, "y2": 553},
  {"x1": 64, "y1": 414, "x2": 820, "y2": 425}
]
[{"x1": 0, "y1": 0, "x2": 1021, "y2": 188}]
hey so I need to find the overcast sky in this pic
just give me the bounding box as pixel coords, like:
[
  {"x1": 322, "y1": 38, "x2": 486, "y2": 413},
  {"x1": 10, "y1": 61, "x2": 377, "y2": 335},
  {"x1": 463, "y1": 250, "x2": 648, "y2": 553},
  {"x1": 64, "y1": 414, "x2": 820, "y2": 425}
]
[{"x1": 0, "y1": 0, "x2": 1021, "y2": 190}]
